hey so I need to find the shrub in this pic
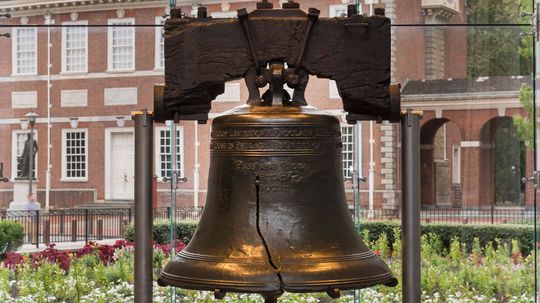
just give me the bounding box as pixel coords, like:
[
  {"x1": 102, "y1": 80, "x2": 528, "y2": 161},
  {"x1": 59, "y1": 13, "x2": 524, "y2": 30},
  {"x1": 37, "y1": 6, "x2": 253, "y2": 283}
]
[
  {"x1": 124, "y1": 220, "x2": 198, "y2": 244},
  {"x1": 0, "y1": 220, "x2": 24, "y2": 258},
  {"x1": 358, "y1": 221, "x2": 535, "y2": 255}
]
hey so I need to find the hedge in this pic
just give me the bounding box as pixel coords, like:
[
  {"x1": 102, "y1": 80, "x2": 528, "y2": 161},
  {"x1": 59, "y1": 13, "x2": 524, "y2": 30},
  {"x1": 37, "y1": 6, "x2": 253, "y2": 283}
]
[
  {"x1": 358, "y1": 221, "x2": 535, "y2": 255},
  {"x1": 0, "y1": 220, "x2": 24, "y2": 258},
  {"x1": 124, "y1": 220, "x2": 535, "y2": 255},
  {"x1": 124, "y1": 220, "x2": 198, "y2": 244}
]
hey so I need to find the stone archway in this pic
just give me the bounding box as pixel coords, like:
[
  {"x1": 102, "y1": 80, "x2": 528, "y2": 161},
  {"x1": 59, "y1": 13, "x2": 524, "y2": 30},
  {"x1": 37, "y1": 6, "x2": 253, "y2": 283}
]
[
  {"x1": 479, "y1": 117, "x2": 525, "y2": 207},
  {"x1": 420, "y1": 118, "x2": 463, "y2": 208}
]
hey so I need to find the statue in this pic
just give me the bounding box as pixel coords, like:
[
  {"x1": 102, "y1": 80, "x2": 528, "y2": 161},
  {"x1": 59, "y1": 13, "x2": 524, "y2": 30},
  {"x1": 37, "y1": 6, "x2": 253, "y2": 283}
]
[{"x1": 18, "y1": 133, "x2": 38, "y2": 178}]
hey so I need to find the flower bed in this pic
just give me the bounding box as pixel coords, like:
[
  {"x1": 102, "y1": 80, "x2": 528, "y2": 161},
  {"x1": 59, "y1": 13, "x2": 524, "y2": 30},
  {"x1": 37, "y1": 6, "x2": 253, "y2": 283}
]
[{"x1": 0, "y1": 232, "x2": 534, "y2": 303}]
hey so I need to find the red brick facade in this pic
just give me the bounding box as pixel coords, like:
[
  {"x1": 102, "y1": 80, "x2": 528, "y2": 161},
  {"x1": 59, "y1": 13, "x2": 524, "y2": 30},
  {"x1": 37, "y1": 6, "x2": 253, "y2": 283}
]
[{"x1": 0, "y1": 0, "x2": 532, "y2": 211}]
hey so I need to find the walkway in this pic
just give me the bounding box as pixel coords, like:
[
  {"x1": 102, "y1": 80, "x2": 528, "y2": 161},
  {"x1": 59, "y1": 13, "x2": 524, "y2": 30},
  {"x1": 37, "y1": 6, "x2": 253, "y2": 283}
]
[{"x1": 16, "y1": 238, "x2": 121, "y2": 254}]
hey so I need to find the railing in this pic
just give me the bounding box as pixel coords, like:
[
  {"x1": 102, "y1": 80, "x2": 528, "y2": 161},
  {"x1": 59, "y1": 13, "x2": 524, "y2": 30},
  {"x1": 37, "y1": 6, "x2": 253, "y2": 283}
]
[
  {"x1": 0, "y1": 206, "x2": 536, "y2": 246},
  {"x1": 351, "y1": 208, "x2": 537, "y2": 225},
  {"x1": 0, "y1": 207, "x2": 204, "y2": 246}
]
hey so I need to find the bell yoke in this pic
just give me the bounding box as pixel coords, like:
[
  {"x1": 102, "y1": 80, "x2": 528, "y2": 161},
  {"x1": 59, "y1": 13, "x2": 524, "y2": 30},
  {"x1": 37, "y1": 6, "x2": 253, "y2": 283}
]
[{"x1": 152, "y1": 1, "x2": 400, "y2": 302}]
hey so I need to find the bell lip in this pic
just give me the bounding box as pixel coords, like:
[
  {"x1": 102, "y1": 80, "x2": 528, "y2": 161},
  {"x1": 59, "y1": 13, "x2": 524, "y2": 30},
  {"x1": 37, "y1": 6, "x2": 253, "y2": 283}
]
[
  {"x1": 157, "y1": 271, "x2": 398, "y2": 294},
  {"x1": 157, "y1": 271, "x2": 282, "y2": 293},
  {"x1": 281, "y1": 272, "x2": 397, "y2": 289}
]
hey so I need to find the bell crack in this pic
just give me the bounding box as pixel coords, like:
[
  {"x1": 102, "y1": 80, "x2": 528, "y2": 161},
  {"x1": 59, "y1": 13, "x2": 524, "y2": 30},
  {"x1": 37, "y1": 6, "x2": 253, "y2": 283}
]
[{"x1": 254, "y1": 175, "x2": 285, "y2": 292}]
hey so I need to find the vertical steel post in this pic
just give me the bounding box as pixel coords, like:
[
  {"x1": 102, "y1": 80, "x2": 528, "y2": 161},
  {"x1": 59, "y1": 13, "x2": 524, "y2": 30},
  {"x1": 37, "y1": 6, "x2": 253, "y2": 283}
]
[
  {"x1": 401, "y1": 109, "x2": 421, "y2": 303},
  {"x1": 133, "y1": 110, "x2": 154, "y2": 303}
]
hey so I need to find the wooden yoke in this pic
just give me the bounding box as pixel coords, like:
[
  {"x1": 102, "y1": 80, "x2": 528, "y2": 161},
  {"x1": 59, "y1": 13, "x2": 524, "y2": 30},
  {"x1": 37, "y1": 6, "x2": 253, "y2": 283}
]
[{"x1": 153, "y1": 2, "x2": 400, "y2": 124}]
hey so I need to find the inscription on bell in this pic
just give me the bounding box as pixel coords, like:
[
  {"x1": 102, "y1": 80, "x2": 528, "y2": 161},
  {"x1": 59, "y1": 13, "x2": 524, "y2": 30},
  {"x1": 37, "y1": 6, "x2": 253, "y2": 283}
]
[
  {"x1": 235, "y1": 159, "x2": 307, "y2": 192},
  {"x1": 212, "y1": 128, "x2": 340, "y2": 138},
  {"x1": 210, "y1": 140, "x2": 341, "y2": 151}
]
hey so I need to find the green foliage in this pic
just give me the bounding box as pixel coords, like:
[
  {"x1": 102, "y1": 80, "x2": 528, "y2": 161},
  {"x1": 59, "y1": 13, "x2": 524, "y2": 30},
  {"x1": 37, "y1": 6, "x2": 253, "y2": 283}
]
[
  {"x1": 466, "y1": 0, "x2": 532, "y2": 77},
  {"x1": 358, "y1": 221, "x2": 534, "y2": 255},
  {"x1": 492, "y1": 120, "x2": 524, "y2": 205},
  {"x1": 0, "y1": 236, "x2": 535, "y2": 302},
  {"x1": 513, "y1": 83, "x2": 533, "y2": 147},
  {"x1": 0, "y1": 220, "x2": 24, "y2": 257},
  {"x1": 123, "y1": 220, "x2": 198, "y2": 244}
]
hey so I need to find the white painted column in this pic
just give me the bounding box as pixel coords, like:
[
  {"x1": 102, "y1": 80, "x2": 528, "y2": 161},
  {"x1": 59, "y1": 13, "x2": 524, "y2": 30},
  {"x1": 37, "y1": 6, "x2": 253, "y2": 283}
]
[
  {"x1": 193, "y1": 121, "x2": 200, "y2": 208},
  {"x1": 45, "y1": 15, "x2": 53, "y2": 210}
]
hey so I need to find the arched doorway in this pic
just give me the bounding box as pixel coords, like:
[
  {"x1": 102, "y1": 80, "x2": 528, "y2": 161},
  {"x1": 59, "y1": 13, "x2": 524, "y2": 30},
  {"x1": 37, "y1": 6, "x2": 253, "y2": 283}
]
[
  {"x1": 479, "y1": 117, "x2": 525, "y2": 207},
  {"x1": 420, "y1": 119, "x2": 463, "y2": 208}
]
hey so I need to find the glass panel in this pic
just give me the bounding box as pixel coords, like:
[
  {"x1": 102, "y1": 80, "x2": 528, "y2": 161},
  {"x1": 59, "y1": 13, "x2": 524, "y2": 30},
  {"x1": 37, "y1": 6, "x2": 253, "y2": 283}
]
[
  {"x1": 0, "y1": 2, "x2": 536, "y2": 302},
  {"x1": 397, "y1": 24, "x2": 534, "y2": 301}
]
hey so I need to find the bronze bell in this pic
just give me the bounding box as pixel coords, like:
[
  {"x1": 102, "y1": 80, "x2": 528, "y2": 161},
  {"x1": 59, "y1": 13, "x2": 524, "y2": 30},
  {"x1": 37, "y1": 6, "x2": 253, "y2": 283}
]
[{"x1": 158, "y1": 104, "x2": 397, "y2": 301}]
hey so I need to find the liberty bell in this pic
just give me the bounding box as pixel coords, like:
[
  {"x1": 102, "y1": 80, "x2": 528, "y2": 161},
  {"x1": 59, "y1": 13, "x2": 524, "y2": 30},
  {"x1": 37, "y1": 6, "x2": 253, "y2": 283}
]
[{"x1": 155, "y1": 2, "x2": 400, "y2": 302}]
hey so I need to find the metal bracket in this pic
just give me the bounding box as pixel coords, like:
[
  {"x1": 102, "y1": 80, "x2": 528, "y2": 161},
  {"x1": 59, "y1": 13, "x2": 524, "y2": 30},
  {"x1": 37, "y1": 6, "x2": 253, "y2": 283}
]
[
  {"x1": 162, "y1": 175, "x2": 188, "y2": 184},
  {"x1": 521, "y1": 171, "x2": 538, "y2": 188},
  {"x1": 520, "y1": 6, "x2": 538, "y2": 39}
]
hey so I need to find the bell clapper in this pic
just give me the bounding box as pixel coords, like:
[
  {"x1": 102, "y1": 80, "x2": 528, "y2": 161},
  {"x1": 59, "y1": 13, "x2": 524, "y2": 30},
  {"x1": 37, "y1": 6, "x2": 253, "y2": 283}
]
[
  {"x1": 326, "y1": 288, "x2": 341, "y2": 299},
  {"x1": 213, "y1": 289, "x2": 226, "y2": 300}
]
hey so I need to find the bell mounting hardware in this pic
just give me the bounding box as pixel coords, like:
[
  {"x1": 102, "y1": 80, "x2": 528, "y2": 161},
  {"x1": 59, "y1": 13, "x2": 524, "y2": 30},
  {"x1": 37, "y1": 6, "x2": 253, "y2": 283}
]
[
  {"x1": 153, "y1": 1, "x2": 400, "y2": 124},
  {"x1": 148, "y1": 1, "x2": 401, "y2": 302}
]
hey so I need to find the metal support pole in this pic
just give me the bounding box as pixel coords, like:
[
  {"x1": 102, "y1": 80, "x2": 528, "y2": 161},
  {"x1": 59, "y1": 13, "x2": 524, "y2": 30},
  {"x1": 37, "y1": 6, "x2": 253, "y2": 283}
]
[
  {"x1": 401, "y1": 109, "x2": 421, "y2": 303},
  {"x1": 133, "y1": 110, "x2": 154, "y2": 303}
]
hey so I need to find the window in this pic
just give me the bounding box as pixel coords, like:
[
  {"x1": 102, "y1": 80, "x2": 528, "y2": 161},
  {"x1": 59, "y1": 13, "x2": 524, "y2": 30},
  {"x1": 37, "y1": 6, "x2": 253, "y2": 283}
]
[
  {"x1": 341, "y1": 125, "x2": 354, "y2": 179},
  {"x1": 329, "y1": 4, "x2": 349, "y2": 18},
  {"x1": 62, "y1": 129, "x2": 88, "y2": 181},
  {"x1": 12, "y1": 28, "x2": 37, "y2": 75},
  {"x1": 12, "y1": 130, "x2": 38, "y2": 179},
  {"x1": 108, "y1": 18, "x2": 135, "y2": 71},
  {"x1": 62, "y1": 21, "x2": 88, "y2": 73},
  {"x1": 155, "y1": 126, "x2": 183, "y2": 179},
  {"x1": 155, "y1": 17, "x2": 165, "y2": 69},
  {"x1": 215, "y1": 82, "x2": 241, "y2": 102}
]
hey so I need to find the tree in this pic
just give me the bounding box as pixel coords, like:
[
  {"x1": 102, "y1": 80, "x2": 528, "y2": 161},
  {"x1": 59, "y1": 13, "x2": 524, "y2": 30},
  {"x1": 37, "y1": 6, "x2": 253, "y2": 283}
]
[
  {"x1": 513, "y1": 83, "x2": 533, "y2": 147},
  {"x1": 466, "y1": 0, "x2": 532, "y2": 77}
]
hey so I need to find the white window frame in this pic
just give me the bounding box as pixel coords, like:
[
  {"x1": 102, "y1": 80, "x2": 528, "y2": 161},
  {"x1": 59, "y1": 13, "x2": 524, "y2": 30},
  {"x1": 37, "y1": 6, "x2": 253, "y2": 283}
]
[
  {"x1": 11, "y1": 27, "x2": 37, "y2": 76},
  {"x1": 341, "y1": 125, "x2": 354, "y2": 179},
  {"x1": 154, "y1": 125, "x2": 184, "y2": 180},
  {"x1": 61, "y1": 128, "x2": 89, "y2": 182},
  {"x1": 214, "y1": 82, "x2": 241, "y2": 102},
  {"x1": 155, "y1": 16, "x2": 165, "y2": 70},
  {"x1": 61, "y1": 20, "x2": 88, "y2": 74},
  {"x1": 452, "y1": 145, "x2": 461, "y2": 184},
  {"x1": 11, "y1": 130, "x2": 38, "y2": 180},
  {"x1": 107, "y1": 18, "x2": 135, "y2": 72}
]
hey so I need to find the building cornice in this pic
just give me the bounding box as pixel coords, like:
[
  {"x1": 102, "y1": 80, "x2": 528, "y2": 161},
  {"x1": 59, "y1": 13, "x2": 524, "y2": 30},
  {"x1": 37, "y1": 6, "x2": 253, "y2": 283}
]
[
  {"x1": 0, "y1": 0, "x2": 168, "y2": 17},
  {"x1": 401, "y1": 97, "x2": 523, "y2": 111}
]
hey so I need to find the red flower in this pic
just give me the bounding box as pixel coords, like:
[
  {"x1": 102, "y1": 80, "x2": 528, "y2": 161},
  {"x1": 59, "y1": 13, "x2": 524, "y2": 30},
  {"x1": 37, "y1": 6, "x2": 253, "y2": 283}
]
[{"x1": 3, "y1": 252, "x2": 25, "y2": 269}]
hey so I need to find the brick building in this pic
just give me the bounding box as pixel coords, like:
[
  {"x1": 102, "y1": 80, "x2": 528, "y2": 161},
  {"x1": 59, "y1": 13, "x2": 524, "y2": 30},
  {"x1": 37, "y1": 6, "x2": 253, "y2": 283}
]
[{"x1": 0, "y1": 0, "x2": 532, "y2": 210}]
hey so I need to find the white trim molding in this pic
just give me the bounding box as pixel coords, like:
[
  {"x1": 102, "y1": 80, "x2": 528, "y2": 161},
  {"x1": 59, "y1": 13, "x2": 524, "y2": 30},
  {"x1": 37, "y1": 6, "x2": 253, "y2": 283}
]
[
  {"x1": 11, "y1": 91, "x2": 37, "y2": 108},
  {"x1": 460, "y1": 141, "x2": 480, "y2": 148},
  {"x1": 104, "y1": 87, "x2": 138, "y2": 106},
  {"x1": 61, "y1": 89, "x2": 88, "y2": 107}
]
